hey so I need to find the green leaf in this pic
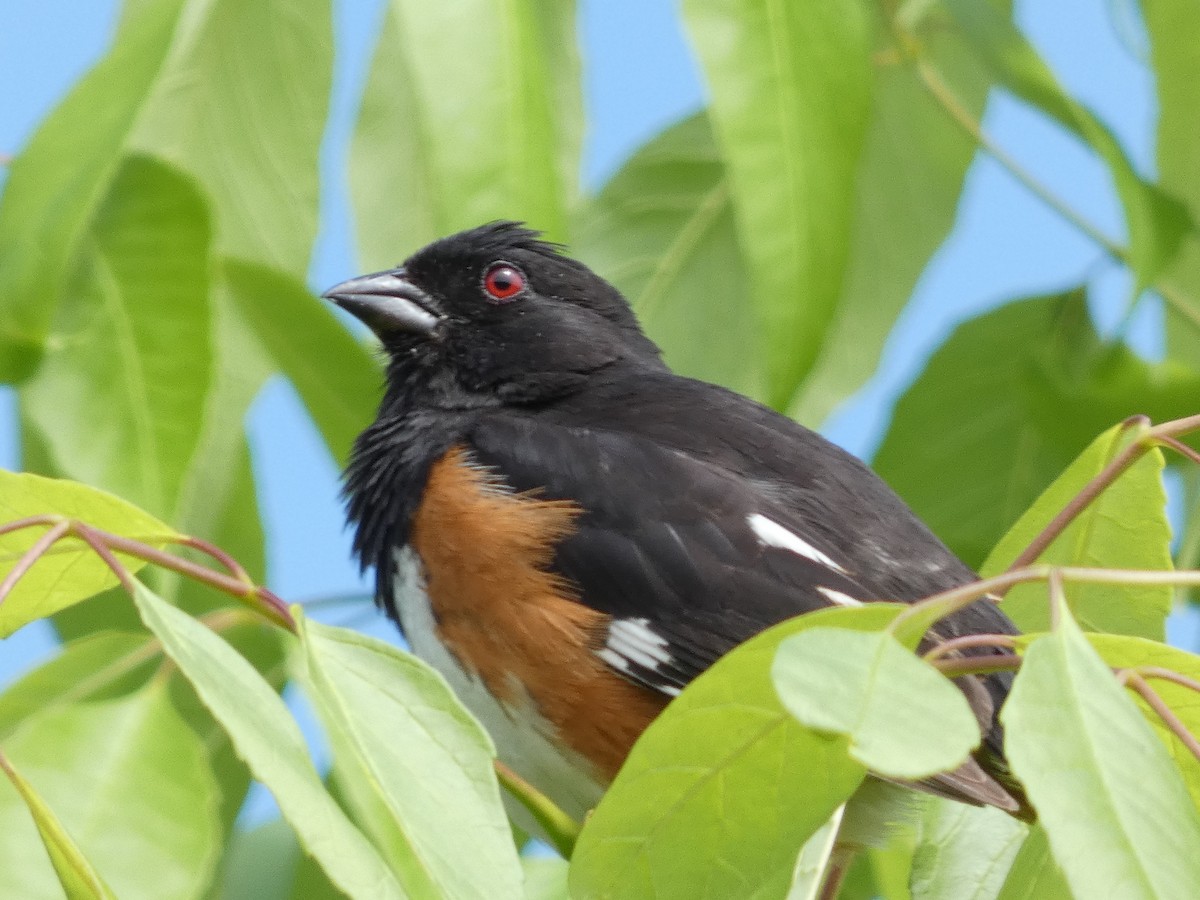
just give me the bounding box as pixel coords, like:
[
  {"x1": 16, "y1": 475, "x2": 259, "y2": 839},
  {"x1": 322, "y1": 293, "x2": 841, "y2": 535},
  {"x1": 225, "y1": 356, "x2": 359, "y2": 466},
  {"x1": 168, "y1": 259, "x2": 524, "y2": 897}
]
[
  {"x1": 944, "y1": 0, "x2": 1191, "y2": 290},
  {"x1": 523, "y1": 857, "x2": 570, "y2": 900},
  {"x1": 0, "y1": 0, "x2": 186, "y2": 380},
  {"x1": 127, "y1": 0, "x2": 332, "y2": 271},
  {"x1": 573, "y1": 114, "x2": 762, "y2": 398},
  {"x1": 1001, "y1": 609, "x2": 1200, "y2": 898},
  {"x1": 127, "y1": 583, "x2": 404, "y2": 899},
  {"x1": 680, "y1": 0, "x2": 874, "y2": 408},
  {"x1": 350, "y1": 0, "x2": 576, "y2": 269},
  {"x1": 773, "y1": 627, "x2": 980, "y2": 778},
  {"x1": 0, "y1": 472, "x2": 179, "y2": 637},
  {"x1": 874, "y1": 290, "x2": 1199, "y2": 568},
  {"x1": 909, "y1": 800, "x2": 1026, "y2": 900},
  {"x1": 1077, "y1": 634, "x2": 1200, "y2": 811},
  {"x1": 569, "y1": 606, "x2": 901, "y2": 900},
  {"x1": 981, "y1": 422, "x2": 1172, "y2": 638},
  {"x1": 222, "y1": 259, "x2": 380, "y2": 465},
  {"x1": 0, "y1": 631, "x2": 156, "y2": 739},
  {"x1": 21, "y1": 154, "x2": 213, "y2": 521},
  {"x1": 0, "y1": 681, "x2": 220, "y2": 899},
  {"x1": 994, "y1": 825, "x2": 1070, "y2": 900},
  {"x1": 786, "y1": 805, "x2": 845, "y2": 900},
  {"x1": 0, "y1": 751, "x2": 116, "y2": 900},
  {"x1": 790, "y1": 6, "x2": 995, "y2": 423},
  {"x1": 1146, "y1": 0, "x2": 1200, "y2": 366},
  {"x1": 297, "y1": 613, "x2": 523, "y2": 899}
]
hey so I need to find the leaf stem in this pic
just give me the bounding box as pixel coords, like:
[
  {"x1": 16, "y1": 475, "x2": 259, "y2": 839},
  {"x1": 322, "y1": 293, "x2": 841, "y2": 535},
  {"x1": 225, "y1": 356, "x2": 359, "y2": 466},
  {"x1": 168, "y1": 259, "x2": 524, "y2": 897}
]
[
  {"x1": 1135, "y1": 666, "x2": 1200, "y2": 697},
  {"x1": 931, "y1": 653, "x2": 1022, "y2": 677},
  {"x1": 894, "y1": 563, "x2": 1200, "y2": 641},
  {"x1": 1118, "y1": 670, "x2": 1200, "y2": 764},
  {"x1": 1004, "y1": 413, "x2": 1200, "y2": 578},
  {"x1": 922, "y1": 633, "x2": 1017, "y2": 662},
  {"x1": 0, "y1": 519, "x2": 71, "y2": 605},
  {"x1": 493, "y1": 760, "x2": 580, "y2": 858}
]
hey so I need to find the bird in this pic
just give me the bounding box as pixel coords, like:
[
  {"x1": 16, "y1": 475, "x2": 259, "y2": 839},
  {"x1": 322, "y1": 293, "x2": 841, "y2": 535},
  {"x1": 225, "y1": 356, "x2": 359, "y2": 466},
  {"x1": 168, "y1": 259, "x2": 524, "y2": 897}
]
[{"x1": 323, "y1": 221, "x2": 1028, "y2": 828}]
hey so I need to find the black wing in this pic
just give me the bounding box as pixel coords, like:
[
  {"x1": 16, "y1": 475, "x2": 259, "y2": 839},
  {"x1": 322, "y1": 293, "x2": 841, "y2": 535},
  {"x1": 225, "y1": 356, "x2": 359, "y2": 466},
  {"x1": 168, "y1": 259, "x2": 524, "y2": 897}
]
[{"x1": 468, "y1": 404, "x2": 1024, "y2": 812}]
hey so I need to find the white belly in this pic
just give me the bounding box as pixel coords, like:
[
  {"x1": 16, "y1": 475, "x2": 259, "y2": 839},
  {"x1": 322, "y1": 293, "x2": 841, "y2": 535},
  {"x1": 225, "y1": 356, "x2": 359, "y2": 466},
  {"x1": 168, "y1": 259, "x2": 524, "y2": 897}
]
[{"x1": 391, "y1": 547, "x2": 605, "y2": 825}]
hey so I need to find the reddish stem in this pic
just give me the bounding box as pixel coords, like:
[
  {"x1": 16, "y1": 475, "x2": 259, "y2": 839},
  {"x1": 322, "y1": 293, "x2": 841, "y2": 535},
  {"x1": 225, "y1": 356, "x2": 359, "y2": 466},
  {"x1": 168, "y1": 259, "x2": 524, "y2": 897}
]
[
  {"x1": 1120, "y1": 670, "x2": 1200, "y2": 765},
  {"x1": 931, "y1": 653, "x2": 1022, "y2": 678},
  {"x1": 0, "y1": 519, "x2": 72, "y2": 605},
  {"x1": 922, "y1": 633, "x2": 1017, "y2": 662}
]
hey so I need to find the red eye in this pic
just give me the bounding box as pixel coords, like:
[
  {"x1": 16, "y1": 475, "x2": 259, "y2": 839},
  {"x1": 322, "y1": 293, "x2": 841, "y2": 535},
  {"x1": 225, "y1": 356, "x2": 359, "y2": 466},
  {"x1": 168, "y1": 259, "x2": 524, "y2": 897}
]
[{"x1": 483, "y1": 264, "x2": 525, "y2": 303}]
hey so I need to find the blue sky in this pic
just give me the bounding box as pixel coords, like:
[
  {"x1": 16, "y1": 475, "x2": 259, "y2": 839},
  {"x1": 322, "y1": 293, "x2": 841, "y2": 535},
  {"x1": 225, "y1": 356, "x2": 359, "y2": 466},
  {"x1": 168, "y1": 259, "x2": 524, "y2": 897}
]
[{"x1": 1, "y1": 0, "x2": 1186, "y2": 692}]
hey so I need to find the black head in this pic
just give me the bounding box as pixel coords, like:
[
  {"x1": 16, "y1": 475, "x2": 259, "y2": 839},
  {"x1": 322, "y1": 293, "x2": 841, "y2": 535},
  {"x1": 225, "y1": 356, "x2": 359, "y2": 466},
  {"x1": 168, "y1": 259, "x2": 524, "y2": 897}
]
[{"x1": 323, "y1": 222, "x2": 664, "y2": 406}]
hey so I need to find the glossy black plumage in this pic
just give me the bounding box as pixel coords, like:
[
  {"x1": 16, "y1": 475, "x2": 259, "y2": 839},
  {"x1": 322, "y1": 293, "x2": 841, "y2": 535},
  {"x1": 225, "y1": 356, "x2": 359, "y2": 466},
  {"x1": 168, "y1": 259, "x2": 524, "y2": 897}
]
[{"x1": 331, "y1": 221, "x2": 1025, "y2": 814}]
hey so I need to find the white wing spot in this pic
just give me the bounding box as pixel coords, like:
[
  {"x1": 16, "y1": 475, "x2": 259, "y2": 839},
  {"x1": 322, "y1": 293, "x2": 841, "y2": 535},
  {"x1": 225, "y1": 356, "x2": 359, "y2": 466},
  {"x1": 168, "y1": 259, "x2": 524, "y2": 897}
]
[
  {"x1": 607, "y1": 617, "x2": 673, "y2": 666},
  {"x1": 597, "y1": 648, "x2": 630, "y2": 672},
  {"x1": 747, "y1": 514, "x2": 847, "y2": 574},
  {"x1": 817, "y1": 586, "x2": 862, "y2": 607}
]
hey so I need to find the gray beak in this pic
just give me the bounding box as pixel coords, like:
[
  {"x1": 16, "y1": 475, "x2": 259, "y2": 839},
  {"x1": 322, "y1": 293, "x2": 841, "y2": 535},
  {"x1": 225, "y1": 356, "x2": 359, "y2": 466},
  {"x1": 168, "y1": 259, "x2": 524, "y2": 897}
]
[{"x1": 321, "y1": 269, "x2": 443, "y2": 338}]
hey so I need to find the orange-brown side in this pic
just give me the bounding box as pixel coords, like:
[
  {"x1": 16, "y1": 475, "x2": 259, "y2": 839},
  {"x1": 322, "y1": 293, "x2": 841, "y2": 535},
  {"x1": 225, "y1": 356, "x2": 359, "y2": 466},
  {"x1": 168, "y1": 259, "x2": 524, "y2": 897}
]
[{"x1": 409, "y1": 445, "x2": 666, "y2": 779}]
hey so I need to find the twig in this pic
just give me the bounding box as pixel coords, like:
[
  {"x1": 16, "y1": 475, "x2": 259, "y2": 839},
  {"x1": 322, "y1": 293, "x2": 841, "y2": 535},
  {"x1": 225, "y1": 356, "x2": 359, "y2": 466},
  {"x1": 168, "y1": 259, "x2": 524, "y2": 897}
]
[
  {"x1": 73, "y1": 524, "x2": 136, "y2": 594},
  {"x1": 1157, "y1": 436, "x2": 1200, "y2": 468},
  {"x1": 0, "y1": 520, "x2": 71, "y2": 604},
  {"x1": 892, "y1": 564, "x2": 1200, "y2": 642},
  {"x1": 931, "y1": 653, "x2": 1023, "y2": 678},
  {"x1": 493, "y1": 760, "x2": 580, "y2": 857},
  {"x1": 1002, "y1": 413, "x2": 1200, "y2": 579},
  {"x1": 1047, "y1": 569, "x2": 1066, "y2": 631},
  {"x1": 1135, "y1": 666, "x2": 1200, "y2": 697},
  {"x1": 922, "y1": 633, "x2": 1017, "y2": 662},
  {"x1": 176, "y1": 535, "x2": 250, "y2": 583},
  {"x1": 0, "y1": 514, "x2": 295, "y2": 632},
  {"x1": 1119, "y1": 670, "x2": 1200, "y2": 765}
]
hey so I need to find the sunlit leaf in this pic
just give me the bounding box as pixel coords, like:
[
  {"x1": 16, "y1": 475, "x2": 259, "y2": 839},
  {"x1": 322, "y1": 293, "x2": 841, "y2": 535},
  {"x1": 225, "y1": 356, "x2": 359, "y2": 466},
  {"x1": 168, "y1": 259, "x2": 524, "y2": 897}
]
[
  {"x1": 773, "y1": 628, "x2": 980, "y2": 779},
  {"x1": 524, "y1": 857, "x2": 570, "y2": 900},
  {"x1": 1146, "y1": 0, "x2": 1200, "y2": 368},
  {"x1": 297, "y1": 613, "x2": 523, "y2": 899},
  {"x1": 128, "y1": 583, "x2": 404, "y2": 899},
  {"x1": 0, "y1": 631, "x2": 155, "y2": 739},
  {"x1": 679, "y1": 0, "x2": 874, "y2": 408},
  {"x1": 1001, "y1": 608, "x2": 1200, "y2": 898},
  {"x1": 1078, "y1": 634, "x2": 1200, "y2": 810},
  {"x1": 573, "y1": 114, "x2": 761, "y2": 397},
  {"x1": 0, "y1": 472, "x2": 179, "y2": 637},
  {"x1": 994, "y1": 825, "x2": 1070, "y2": 900},
  {"x1": 0, "y1": 751, "x2": 115, "y2": 900},
  {"x1": 0, "y1": 682, "x2": 220, "y2": 899},
  {"x1": 351, "y1": 0, "x2": 576, "y2": 269},
  {"x1": 875, "y1": 290, "x2": 1200, "y2": 568},
  {"x1": 909, "y1": 800, "x2": 1025, "y2": 900},
  {"x1": 981, "y1": 422, "x2": 1171, "y2": 638},
  {"x1": 786, "y1": 805, "x2": 845, "y2": 900},
  {"x1": 791, "y1": 5, "x2": 996, "y2": 424},
  {"x1": 0, "y1": 0, "x2": 186, "y2": 380},
  {"x1": 22, "y1": 155, "x2": 212, "y2": 521},
  {"x1": 128, "y1": 0, "x2": 332, "y2": 271},
  {"x1": 569, "y1": 606, "x2": 902, "y2": 900}
]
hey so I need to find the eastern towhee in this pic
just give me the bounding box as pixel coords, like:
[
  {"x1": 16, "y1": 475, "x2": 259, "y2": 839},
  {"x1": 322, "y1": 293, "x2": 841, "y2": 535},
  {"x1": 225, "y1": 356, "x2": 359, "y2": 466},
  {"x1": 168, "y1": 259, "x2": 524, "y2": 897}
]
[{"x1": 323, "y1": 222, "x2": 1026, "y2": 825}]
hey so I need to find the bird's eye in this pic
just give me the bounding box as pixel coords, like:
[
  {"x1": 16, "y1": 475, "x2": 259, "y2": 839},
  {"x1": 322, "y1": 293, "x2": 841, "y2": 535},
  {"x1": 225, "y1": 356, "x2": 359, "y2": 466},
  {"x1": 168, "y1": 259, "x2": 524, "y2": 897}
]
[{"x1": 483, "y1": 263, "x2": 526, "y2": 303}]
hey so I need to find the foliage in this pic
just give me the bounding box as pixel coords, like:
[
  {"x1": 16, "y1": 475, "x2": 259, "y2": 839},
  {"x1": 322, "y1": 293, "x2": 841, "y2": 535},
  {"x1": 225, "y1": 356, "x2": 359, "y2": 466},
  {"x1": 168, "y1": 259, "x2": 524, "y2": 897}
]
[{"x1": 2, "y1": 1, "x2": 1200, "y2": 898}]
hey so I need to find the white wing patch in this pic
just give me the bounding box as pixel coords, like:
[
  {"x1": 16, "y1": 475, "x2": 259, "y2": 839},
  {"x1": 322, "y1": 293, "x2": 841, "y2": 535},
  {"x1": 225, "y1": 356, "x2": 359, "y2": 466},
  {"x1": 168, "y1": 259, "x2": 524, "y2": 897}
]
[
  {"x1": 817, "y1": 586, "x2": 862, "y2": 607},
  {"x1": 747, "y1": 513, "x2": 847, "y2": 574},
  {"x1": 598, "y1": 617, "x2": 683, "y2": 697}
]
